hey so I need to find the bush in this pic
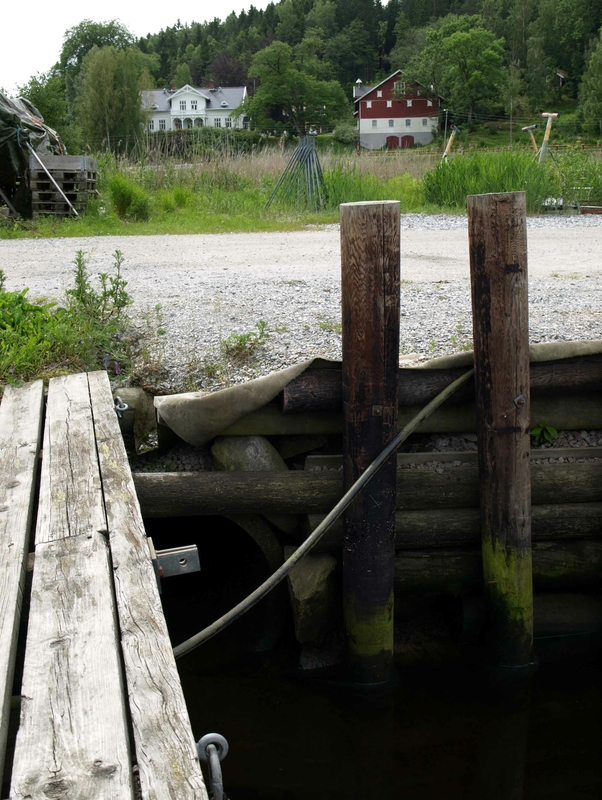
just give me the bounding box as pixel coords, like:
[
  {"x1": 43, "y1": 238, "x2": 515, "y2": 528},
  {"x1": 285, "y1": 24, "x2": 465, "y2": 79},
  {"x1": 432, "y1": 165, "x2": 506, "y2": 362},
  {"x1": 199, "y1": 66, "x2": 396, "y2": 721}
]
[
  {"x1": 332, "y1": 123, "x2": 359, "y2": 146},
  {"x1": 108, "y1": 174, "x2": 150, "y2": 220}
]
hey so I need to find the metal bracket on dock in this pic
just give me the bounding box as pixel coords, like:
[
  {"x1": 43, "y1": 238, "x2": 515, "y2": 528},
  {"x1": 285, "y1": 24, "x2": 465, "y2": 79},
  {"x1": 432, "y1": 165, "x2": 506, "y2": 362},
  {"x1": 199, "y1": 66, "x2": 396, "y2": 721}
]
[{"x1": 147, "y1": 538, "x2": 200, "y2": 594}]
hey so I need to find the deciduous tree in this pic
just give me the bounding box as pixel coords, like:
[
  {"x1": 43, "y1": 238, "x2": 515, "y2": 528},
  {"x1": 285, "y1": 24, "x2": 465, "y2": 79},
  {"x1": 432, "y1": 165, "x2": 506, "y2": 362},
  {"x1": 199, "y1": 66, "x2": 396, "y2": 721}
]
[{"x1": 243, "y1": 40, "x2": 350, "y2": 134}]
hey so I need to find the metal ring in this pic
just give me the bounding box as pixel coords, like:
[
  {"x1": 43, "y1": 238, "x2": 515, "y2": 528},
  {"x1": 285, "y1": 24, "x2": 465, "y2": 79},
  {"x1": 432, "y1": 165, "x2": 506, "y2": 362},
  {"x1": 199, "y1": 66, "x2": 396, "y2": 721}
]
[{"x1": 197, "y1": 733, "x2": 229, "y2": 763}]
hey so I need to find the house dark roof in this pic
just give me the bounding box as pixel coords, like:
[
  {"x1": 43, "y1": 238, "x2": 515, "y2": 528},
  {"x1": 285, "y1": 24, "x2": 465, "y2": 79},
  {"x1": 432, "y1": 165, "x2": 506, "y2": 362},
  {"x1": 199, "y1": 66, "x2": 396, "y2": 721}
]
[{"x1": 148, "y1": 85, "x2": 246, "y2": 112}]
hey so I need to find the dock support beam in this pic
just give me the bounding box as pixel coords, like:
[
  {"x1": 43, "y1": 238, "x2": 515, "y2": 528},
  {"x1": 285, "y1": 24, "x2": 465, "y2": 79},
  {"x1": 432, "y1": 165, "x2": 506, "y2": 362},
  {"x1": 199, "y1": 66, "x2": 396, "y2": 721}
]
[
  {"x1": 340, "y1": 200, "x2": 400, "y2": 687},
  {"x1": 468, "y1": 191, "x2": 534, "y2": 670}
]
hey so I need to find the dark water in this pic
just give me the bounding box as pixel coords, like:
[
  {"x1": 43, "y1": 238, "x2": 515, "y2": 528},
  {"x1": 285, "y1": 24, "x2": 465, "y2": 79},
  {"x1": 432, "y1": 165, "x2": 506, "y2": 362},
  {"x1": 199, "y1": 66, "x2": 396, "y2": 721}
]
[
  {"x1": 145, "y1": 516, "x2": 602, "y2": 800},
  {"x1": 175, "y1": 660, "x2": 601, "y2": 800}
]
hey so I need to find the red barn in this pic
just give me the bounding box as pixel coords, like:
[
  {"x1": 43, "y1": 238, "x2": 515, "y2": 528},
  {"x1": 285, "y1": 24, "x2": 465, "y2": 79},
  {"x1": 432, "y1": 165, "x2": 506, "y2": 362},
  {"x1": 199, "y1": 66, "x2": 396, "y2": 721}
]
[{"x1": 353, "y1": 70, "x2": 440, "y2": 149}]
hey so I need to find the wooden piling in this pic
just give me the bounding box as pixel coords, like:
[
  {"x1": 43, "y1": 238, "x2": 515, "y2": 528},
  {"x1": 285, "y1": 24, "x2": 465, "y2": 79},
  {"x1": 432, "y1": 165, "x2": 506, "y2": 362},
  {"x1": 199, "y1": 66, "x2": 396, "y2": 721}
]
[
  {"x1": 340, "y1": 200, "x2": 400, "y2": 686},
  {"x1": 468, "y1": 192, "x2": 534, "y2": 669}
]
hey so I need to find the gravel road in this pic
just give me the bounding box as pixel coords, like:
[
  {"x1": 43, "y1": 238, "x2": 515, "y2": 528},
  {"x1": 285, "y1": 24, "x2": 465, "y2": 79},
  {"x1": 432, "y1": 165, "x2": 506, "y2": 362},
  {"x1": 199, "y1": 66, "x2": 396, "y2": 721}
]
[{"x1": 1, "y1": 213, "x2": 601, "y2": 391}]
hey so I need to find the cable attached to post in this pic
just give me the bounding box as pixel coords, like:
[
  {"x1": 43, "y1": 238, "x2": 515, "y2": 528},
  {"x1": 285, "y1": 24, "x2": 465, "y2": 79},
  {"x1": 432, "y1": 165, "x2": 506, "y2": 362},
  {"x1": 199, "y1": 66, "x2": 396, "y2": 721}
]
[{"x1": 173, "y1": 367, "x2": 475, "y2": 660}]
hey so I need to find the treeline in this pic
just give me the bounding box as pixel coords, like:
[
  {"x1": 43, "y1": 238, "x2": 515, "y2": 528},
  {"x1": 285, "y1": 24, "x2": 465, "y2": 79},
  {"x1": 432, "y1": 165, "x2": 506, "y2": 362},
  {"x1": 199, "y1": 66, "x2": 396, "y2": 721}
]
[{"x1": 13, "y1": 0, "x2": 602, "y2": 152}]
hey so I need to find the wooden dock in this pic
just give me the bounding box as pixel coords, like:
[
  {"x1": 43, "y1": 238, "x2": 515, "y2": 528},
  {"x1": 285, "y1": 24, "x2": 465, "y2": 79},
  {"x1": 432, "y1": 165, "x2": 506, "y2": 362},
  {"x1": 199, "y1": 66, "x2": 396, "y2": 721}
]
[{"x1": 0, "y1": 372, "x2": 208, "y2": 799}]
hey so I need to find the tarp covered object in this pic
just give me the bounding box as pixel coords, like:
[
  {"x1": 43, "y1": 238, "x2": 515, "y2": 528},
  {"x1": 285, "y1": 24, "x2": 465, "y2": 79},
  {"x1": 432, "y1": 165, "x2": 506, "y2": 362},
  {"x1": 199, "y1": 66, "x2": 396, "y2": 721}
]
[
  {"x1": 0, "y1": 93, "x2": 64, "y2": 178},
  {"x1": 154, "y1": 341, "x2": 602, "y2": 446}
]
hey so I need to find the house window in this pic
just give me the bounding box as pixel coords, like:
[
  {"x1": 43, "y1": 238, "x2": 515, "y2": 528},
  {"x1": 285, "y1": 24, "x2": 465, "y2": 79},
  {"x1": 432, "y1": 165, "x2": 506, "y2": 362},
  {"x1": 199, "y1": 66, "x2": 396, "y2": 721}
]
[
  {"x1": 148, "y1": 119, "x2": 154, "y2": 131},
  {"x1": 366, "y1": 101, "x2": 372, "y2": 108},
  {"x1": 372, "y1": 119, "x2": 377, "y2": 128},
  {"x1": 174, "y1": 118, "x2": 182, "y2": 129},
  {"x1": 405, "y1": 119, "x2": 411, "y2": 127},
  {"x1": 214, "y1": 118, "x2": 221, "y2": 127},
  {"x1": 377, "y1": 90, "x2": 382, "y2": 97},
  {"x1": 407, "y1": 99, "x2": 412, "y2": 107},
  {"x1": 422, "y1": 118, "x2": 428, "y2": 126},
  {"x1": 159, "y1": 118, "x2": 166, "y2": 130},
  {"x1": 427, "y1": 100, "x2": 433, "y2": 107},
  {"x1": 388, "y1": 119, "x2": 394, "y2": 127},
  {"x1": 180, "y1": 100, "x2": 186, "y2": 111},
  {"x1": 394, "y1": 80, "x2": 405, "y2": 91},
  {"x1": 225, "y1": 117, "x2": 232, "y2": 128},
  {"x1": 191, "y1": 100, "x2": 198, "y2": 111},
  {"x1": 387, "y1": 100, "x2": 392, "y2": 108}
]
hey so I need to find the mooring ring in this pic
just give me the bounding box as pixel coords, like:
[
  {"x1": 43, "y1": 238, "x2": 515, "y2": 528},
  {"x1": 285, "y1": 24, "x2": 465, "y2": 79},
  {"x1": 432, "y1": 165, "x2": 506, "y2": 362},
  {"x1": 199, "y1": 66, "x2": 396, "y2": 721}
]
[{"x1": 197, "y1": 733, "x2": 229, "y2": 763}]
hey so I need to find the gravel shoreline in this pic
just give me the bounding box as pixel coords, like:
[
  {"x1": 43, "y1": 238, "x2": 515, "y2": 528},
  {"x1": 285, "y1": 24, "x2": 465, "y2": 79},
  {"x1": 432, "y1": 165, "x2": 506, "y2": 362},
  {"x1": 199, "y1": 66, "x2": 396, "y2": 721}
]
[{"x1": 1, "y1": 213, "x2": 601, "y2": 393}]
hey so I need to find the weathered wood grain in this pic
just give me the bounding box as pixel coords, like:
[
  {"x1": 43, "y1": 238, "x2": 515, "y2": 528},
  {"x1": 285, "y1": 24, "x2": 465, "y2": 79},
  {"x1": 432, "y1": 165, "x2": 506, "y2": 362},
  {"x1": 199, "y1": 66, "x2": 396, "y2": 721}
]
[
  {"x1": 0, "y1": 381, "x2": 44, "y2": 782},
  {"x1": 133, "y1": 461, "x2": 602, "y2": 517},
  {"x1": 340, "y1": 200, "x2": 400, "y2": 684},
  {"x1": 394, "y1": 540, "x2": 602, "y2": 593},
  {"x1": 36, "y1": 373, "x2": 106, "y2": 543},
  {"x1": 303, "y1": 502, "x2": 602, "y2": 552},
  {"x1": 10, "y1": 533, "x2": 134, "y2": 799},
  {"x1": 88, "y1": 371, "x2": 208, "y2": 800},
  {"x1": 469, "y1": 191, "x2": 533, "y2": 666},
  {"x1": 279, "y1": 356, "x2": 602, "y2": 413}
]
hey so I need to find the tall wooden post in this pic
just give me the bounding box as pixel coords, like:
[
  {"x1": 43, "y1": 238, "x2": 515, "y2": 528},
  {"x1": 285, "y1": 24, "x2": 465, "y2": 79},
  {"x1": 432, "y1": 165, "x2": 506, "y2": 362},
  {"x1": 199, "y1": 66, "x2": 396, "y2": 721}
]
[
  {"x1": 468, "y1": 192, "x2": 534, "y2": 669},
  {"x1": 340, "y1": 200, "x2": 400, "y2": 687}
]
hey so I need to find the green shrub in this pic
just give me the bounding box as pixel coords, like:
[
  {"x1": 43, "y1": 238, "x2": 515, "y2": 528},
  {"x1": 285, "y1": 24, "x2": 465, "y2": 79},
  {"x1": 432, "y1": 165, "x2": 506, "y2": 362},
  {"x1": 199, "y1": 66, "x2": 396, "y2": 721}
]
[
  {"x1": 332, "y1": 123, "x2": 359, "y2": 146},
  {"x1": 422, "y1": 151, "x2": 560, "y2": 212},
  {"x1": 108, "y1": 174, "x2": 150, "y2": 220}
]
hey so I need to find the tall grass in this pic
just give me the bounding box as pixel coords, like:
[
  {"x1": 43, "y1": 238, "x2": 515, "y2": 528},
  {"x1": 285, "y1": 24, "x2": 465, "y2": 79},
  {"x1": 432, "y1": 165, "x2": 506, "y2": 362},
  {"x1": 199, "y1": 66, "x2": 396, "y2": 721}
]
[
  {"x1": 3, "y1": 146, "x2": 602, "y2": 241},
  {"x1": 423, "y1": 151, "x2": 561, "y2": 212}
]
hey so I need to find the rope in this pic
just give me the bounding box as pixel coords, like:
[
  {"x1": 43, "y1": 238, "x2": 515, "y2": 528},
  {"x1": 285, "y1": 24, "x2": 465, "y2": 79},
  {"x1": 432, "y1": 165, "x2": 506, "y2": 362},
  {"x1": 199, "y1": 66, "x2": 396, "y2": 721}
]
[{"x1": 173, "y1": 366, "x2": 475, "y2": 659}]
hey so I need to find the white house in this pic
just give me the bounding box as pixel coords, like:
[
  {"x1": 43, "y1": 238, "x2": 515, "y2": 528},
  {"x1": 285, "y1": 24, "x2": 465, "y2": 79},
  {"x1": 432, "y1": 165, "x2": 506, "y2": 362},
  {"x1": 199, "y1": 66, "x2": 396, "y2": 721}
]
[
  {"x1": 144, "y1": 83, "x2": 248, "y2": 132},
  {"x1": 353, "y1": 70, "x2": 440, "y2": 149}
]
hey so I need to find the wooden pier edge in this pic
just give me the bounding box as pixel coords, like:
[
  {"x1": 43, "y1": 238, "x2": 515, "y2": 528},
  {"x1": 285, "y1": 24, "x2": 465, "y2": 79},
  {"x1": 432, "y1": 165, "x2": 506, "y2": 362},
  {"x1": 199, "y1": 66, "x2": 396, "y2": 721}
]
[
  {"x1": 88, "y1": 371, "x2": 208, "y2": 800},
  {"x1": 8, "y1": 373, "x2": 208, "y2": 800},
  {"x1": 0, "y1": 381, "x2": 44, "y2": 785}
]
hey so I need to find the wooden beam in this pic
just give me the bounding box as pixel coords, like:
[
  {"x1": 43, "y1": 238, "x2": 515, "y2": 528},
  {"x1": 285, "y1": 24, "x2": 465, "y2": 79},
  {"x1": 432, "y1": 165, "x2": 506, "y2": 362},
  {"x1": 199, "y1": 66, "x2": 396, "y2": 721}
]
[
  {"x1": 88, "y1": 372, "x2": 208, "y2": 800},
  {"x1": 303, "y1": 503, "x2": 602, "y2": 552},
  {"x1": 11, "y1": 374, "x2": 133, "y2": 799},
  {"x1": 0, "y1": 381, "x2": 44, "y2": 783},
  {"x1": 280, "y1": 355, "x2": 602, "y2": 413},
  {"x1": 393, "y1": 540, "x2": 602, "y2": 593},
  {"x1": 36, "y1": 373, "x2": 105, "y2": 544},
  {"x1": 133, "y1": 461, "x2": 602, "y2": 517},
  {"x1": 340, "y1": 200, "x2": 400, "y2": 686},
  {"x1": 218, "y1": 395, "x2": 602, "y2": 436},
  {"x1": 11, "y1": 533, "x2": 134, "y2": 799},
  {"x1": 469, "y1": 191, "x2": 533, "y2": 668}
]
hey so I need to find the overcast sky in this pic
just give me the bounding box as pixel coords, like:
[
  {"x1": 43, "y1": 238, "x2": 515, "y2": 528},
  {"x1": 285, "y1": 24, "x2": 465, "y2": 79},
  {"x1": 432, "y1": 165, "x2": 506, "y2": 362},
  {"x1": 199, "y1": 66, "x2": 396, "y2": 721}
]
[{"x1": 1, "y1": 0, "x2": 272, "y2": 94}]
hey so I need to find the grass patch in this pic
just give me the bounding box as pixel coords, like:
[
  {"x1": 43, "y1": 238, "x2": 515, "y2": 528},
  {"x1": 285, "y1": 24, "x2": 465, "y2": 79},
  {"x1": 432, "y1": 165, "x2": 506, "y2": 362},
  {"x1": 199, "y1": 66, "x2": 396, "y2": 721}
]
[{"x1": 0, "y1": 250, "x2": 132, "y2": 387}]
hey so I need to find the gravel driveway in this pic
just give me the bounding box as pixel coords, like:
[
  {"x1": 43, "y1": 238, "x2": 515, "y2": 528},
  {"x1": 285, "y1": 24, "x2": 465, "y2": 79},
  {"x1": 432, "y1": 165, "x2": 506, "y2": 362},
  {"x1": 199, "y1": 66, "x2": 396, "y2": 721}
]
[{"x1": 1, "y1": 213, "x2": 601, "y2": 391}]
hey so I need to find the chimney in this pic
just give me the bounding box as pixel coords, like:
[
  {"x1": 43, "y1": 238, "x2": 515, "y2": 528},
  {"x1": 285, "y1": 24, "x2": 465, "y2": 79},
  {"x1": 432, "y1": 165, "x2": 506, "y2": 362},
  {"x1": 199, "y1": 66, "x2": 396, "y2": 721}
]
[
  {"x1": 209, "y1": 79, "x2": 214, "y2": 89},
  {"x1": 171, "y1": 82, "x2": 177, "y2": 92}
]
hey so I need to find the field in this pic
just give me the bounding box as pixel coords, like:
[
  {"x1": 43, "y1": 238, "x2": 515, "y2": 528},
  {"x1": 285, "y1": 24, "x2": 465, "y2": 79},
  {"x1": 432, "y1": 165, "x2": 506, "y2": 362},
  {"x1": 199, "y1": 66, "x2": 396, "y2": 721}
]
[{"x1": 2, "y1": 145, "x2": 601, "y2": 241}]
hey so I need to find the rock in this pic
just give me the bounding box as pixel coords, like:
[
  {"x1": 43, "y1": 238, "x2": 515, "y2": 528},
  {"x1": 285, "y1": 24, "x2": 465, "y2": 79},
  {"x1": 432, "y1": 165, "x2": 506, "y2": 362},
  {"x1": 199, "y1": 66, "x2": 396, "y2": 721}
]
[
  {"x1": 211, "y1": 435, "x2": 299, "y2": 535},
  {"x1": 284, "y1": 545, "x2": 339, "y2": 645}
]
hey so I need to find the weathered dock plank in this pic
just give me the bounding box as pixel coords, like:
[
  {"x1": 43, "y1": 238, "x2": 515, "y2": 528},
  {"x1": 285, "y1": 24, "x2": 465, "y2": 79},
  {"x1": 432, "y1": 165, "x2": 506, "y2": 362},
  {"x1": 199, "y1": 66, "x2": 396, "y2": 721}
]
[
  {"x1": 11, "y1": 375, "x2": 133, "y2": 799},
  {"x1": 0, "y1": 381, "x2": 44, "y2": 782},
  {"x1": 36, "y1": 373, "x2": 105, "y2": 543},
  {"x1": 10, "y1": 533, "x2": 134, "y2": 799},
  {"x1": 88, "y1": 371, "x2": 208, "y2": 800}
]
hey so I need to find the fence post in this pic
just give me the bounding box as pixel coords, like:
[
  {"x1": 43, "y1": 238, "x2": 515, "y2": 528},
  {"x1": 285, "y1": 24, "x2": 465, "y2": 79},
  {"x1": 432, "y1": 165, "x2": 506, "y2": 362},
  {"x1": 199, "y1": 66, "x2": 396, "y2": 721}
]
[
  {"x1": 340, "y1": 200, "x2": 400, "y2": 687},
  {"x1": 468, "y1": 191, "x2": 534, "y2": 670}
]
